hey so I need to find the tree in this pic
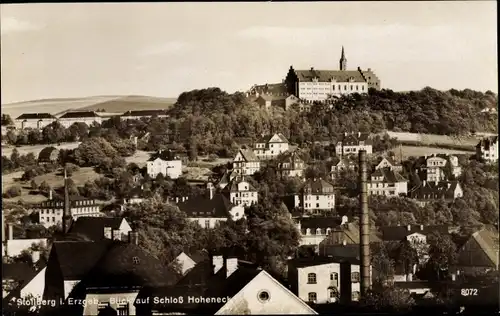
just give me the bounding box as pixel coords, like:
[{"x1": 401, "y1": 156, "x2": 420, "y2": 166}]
[
  {"x1": 3, "y1": 185, "x2": 22, "y2": 198},
  {"x1": 30, "y1": 179, "x2": 38, "y2": 190},
  {"x1": 39, "y1": 181, "x2": 51, "y2": 194},
  {"x1": 362, "y1": 286, "x2": 415, "y2": 311},
  {"x1": 371, "y1": 243, "x2": 395, "y2": 286},
  {"x1": 426, "y1": 232, "x2": 458, "y2": 280},
  {"x1": 1, "y1": 114, "x2": 14, "y2": 125}
]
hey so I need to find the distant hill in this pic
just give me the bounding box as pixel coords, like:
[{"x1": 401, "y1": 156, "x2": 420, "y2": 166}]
[{"x1": 1, "y1": 95, "x2": 177, "y2": 118}]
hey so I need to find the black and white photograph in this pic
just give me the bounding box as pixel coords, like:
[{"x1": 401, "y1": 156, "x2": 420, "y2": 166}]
[{"x1": 1, "y1": 1, "x2": 498, "y2": 315}]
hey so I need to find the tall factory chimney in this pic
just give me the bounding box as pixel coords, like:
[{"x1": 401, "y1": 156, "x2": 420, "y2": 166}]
[
  {"x1": 358, "y1": 150, "x2": 371, "y2": 297},
  {"x1": 62, "y1": 167, "x2": 72, "y2": 234}
]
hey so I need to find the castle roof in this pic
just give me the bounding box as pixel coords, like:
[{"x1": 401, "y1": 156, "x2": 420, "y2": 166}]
[
  {"x1": 59, "y1": 111, "x2": 100, "y2": 119},
  {"x1": 293, "y1": 69, "x2": 366, "y2": 83},
  {"x1": 16, "y1": 113, "x2": 56, "y2": 120}
]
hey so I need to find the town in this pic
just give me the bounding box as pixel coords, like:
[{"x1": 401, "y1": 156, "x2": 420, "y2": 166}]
[{"x1": 2, "y1": 49, "x2": 499, "y2": 316}]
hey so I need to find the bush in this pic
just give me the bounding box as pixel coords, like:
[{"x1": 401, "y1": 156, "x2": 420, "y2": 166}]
[{"x1": 3, "y1": 186, "x2": 22, "y2": 198}]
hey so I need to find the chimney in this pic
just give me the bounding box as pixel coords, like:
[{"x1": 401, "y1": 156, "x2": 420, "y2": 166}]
[
  {"x1": 8, "y1": 224, "x2": 13, "y2": 240},
  {"x1": 420, "y1": 225, "x2": 424, "y2": 231},
  {"x1": 175, "y1": 197, "x2": 179, "y2": 203},
  {"x1": 422, "y1": 180, "x2": 426, "y2": 186},
  {"x1": 358, "y1": 132, "x2": 361, "y2": 137},
  {"x1": 407, "y1": 225, "x2": 411, "y2": 231},
  {"x1": 141, "y1": 184, "x2": 144, "y2": 190},
  {"x1": 344, "y1": 132, "x2": 348, "y2": 136},
  {"x1": 358, "y1": 150, "x2": 371, "y2": 297},
  {"x1": 128, "y1": 231, "x2": 139, "y2": 245},
  {"x1": 31, "y1": 251, "x2": 40, "y2": 263},
  {"x1": 49, "y1": 190, "x2": 53, "y2": 200},
  {"x1": 104, "y1": 227, "x2": 112, "y2": 239},
  {"x1": 342, "y1": 240, "x2": 347, "y2": 246},
  {"x1": 182, "y1": 196, "x2": 185, "y2": 202},
  {"x1": 447, "y1": 183, "x2": 451, "y2": 189},
  {"x1": 212, "y1": 255, "x2": 224, "y2": 275},
  {"x1": 310, "y1": 67, "x2": 314, "y2": 71},
  {"x1": 226, "y1": 257, "x2": 238, "y2": 278},
  {"x1": 341, "y1": 215, "x2": 348, "y2": 225},
  {"x1": 62, "y1": 167, "x2": 72, "y2": 234},
  {"x1": 112, "y1": 229, "x2": 121, "y2": 241},
  {"x1": 367, "y1": 68, "x2": 372, "y2": 72}
]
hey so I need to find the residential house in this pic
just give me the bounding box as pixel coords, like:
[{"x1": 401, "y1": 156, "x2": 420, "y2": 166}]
[
  {"x1": 123, "y1": 185, "x2": 148, "y2": 205},
  {"x1": 58, "y1": 111, "x2": 102, "y2": 128},
  {"x1": 476, "y1": 136, "x2": 498, "y2": 163},
  {"x1": 38, "y1": 147, "x2": 60, "y2": 164},
  {"x1": 50, "y1": 236, "x2": 181, "y2": 316},
  {"x1": 368, "y1": 167, "x2": 408, "y2": 197},
  {"x1": 256, "y1": 94, "x2": 300, "y2": 111},
  {"x1": 216, "y1": 170, "x2": 237, "y2": 190},
  {"x1": 232, "y1": 149, "x2": 260, "y2": 176},
  {"x1": 176, "y1": 191, "x2": 245, "y2": 229},
  {"x1": 330, "y1": 157, "x2": 357, "y2": 180},
  {"x1": 146, "y1": 150, "x2": 183, "y2": 179},
  {"x1": 409, "y1": 180, "x2": 463, "y2": 207},
  {"x1": 121, "y1": 109, "x2": 169, "y2": 120},
  {"x1": 172, "y1": 250, "x2": 210, "y2": 276},
  {"x1": 277, "y1": 150, "x2": 305, "y2": 178},
  {"x1": 15, "y1": 113, "x2": 56, "y2": 130},
  {"x1": 284, "y1": 48, "x2": 379, "y2": 103},
  {"x1": 221, "y1": 175, "x2": 258, "y2": 207},
  {"x1": 68, "y1": 217, "x2": 132, "y2": 242},
  {"x1": 318, "y1": 224, "x2": 382, "y2": 256},
  {"x1": 136, "y1": 254, "x2": 318, "y2": 315},
  {"x1": 415, "y1": 154, "x2": 462, "y2": 182},
  {"x1": 294, "y1": 179, "x2": 336, "y2": 215},
  {"x1": 335, "y1": 132, "x2": 373, "y2": 156},
  {"x1": 374, "y1": 156, "x2": 403, "y2": 173},
  {"x1": 296, "y1": 216, "x2": 348, "y2": 246},
  {"x1": 455, "y1": 227, "x2": 499, "y2": 275},
  {"x1": 252, "y1": 133, "x2": 290, "y2": 160},
  {"x1": 288, "y1": 256, "x2": 371, "y2": 304},
  {"x1": 37, "y1": 195, "x2": 102, "y2": 228}
]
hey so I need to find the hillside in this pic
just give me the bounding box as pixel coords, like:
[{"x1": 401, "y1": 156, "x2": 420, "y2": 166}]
[{"x1": 1, "y1": 95, "x2": 177, "y2": 118}]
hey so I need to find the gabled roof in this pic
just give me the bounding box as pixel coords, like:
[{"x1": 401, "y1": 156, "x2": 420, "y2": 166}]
[
  {"x1": 278, "y1": 150, "x2": 304, "y2": 165},
  {"x1": 16, "y1": 113, "x2": 55, "y2": 120},
  {"x1": 476, "y1": 136, "x2": 498, "y2": 149},
  {"x1": 147, "y1": 150, "x2": 180, "y2": 161},
  {"x1": 319, "y1": 244, "x2": 361, "y2": 258},
  {"x1": 340, "y1": 132, "x2": 372, "y2": 146},
  {"x1": 298, "y1": 217, "x2": 343, "y2": 230},
  {"x1": 302, "y1": 178, "x2": 334, "y2": 194},
  {"x1": 255, "y1": 133, "x2": 288, "y2": 144},
  {"x1": 222, "y1": 175, "x2": 257, "y2": 193},
  {"x1": 176, "y1": 194, "x2": 233, "y2": 218},
  {"x1": 236, "y1": 148, "x2": 259, "y2": 162},
  {"x1": 186, "y1": 249, "x2": 210, "y2": 264},
  {"x1": 250, "y1": 83, "x2": 288, "y2": 96},
  {"x1": 289, "y1": 255, "x2": 361, "y2": 268},
  {"x1": 122, "y1": 109, "x2": 168, "y2": 117},
  {"x1": 457, "y1": 228, "x2": 499, "y2": 268},
  {"x1": 376, "y1": 156, "x2": 401, "y2": 167},
  {"x1": 370, "y1": 167, "x2": 407, "y2": 183},
  {"x1": 293, "y1": 69, "x2": 366, "y2": 83},
  {"x1": 38, "y1": 146, "x2": 59, "y2": 162},
  {"x1": 381, "y1": 225, "x2": 449, "y2": 241},
  {"x1": 409, "y1": 181, "x2": 460, "y2": 200},
  {"x1": 68, "y1": 217, "x2": 125, "y2": 241},
  {"x1": 59, "y1": 111, "x2": 100, "y2": 119}
]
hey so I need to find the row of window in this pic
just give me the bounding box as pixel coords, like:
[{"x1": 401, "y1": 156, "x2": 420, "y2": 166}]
[
  {"x1": 307, "y1": 291, "x2": 360, "y2": 302},
  {"x1": 40, "y1": 216, "x2": 57, "y2": 223},
  {"x1": 233, "y1": 192, "x2": 255, "y2": 197},
  {"x1": 42, "y1": 200, "x2": 95, "y2": 207},
  {"x1": 303, "y1": 228, "x2": 332, "y2": 235},
  {"x1": 307, "y1": 272, "x2": 360, "y2": 284},
  {"x1": 303, "y1": 203, "x2": 334, "y2": 208},
  {"x1": 369, "y1": 190, "x2": 396, "y2": 196},
  {"x1": 304, "y1": 195, "x2": 334, "y2": 200}
]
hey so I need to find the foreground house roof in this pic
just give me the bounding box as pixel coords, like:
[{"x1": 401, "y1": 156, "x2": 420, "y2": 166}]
[
  {"x1": 457, "y1": 228, "x2": 499, "y2": 268},
  {"x1": 68, "y1": 217, "x2": 127, "y2": 241},
  {"x1": 176, "y1": 194, "x2": 234, "y2": 218},
  {"x1": 380, "y1": 225, "x2": 449, "y2": 241},
  {"x1": 16, "y1": 113, "x2": 56, "y2": 120},
  {"x1": 147, "y1": 150, "x2": 180, "y2": 161}
]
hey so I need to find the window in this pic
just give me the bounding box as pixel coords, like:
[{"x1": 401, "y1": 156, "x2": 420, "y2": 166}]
[
  {"x1": 326, "y1": 228, "x2": 331, "y2": 235},
  {"x1": 97, "y1": 303, "x2": 110, "y2": 312},
  {"x1": 352, "y1": 291, "x2": 360, "y2": 301},
  {"x1": 350, "y1": 85, "x2": 353, "y2": 91},
  {"x1": 316, "y1": 228, "x2": 321, "y2": 235},
  {"x1": 117, "y1": 303, "x2": 129, "y2": 316},
  {"x1": 307, "y1": 273, "x2": 317, "y2": 284},
  {"x1": 362, "y1": 86, "x2": 365, "y2": 91},
  {"x1": 316, "y1": 203, "x2": 319, "y2": 208},
  {"x1": 132, "y1": 256, "x2": 140, "y2": 265},
  {"x1": 258, "y1": 290, "x2": 270, "y2": 302},
  {"x1": 308, "y1": 292, "x2": 317, "y2": 303},
  {"x1": 344, "y1": 85, "x2": 347, "y2": 90},
  {"x1": 332, "y1": 85, "x2": 335, "y2": 91},
  {"x1": 356, "y1": 85, "x2": 359, "y2": 90},
  {"x1": 351, "y1": 272, "x2": 360, "y2": 282},
  {"x1": 205, "y1": 220, "x2": 210, "y2": 228}
]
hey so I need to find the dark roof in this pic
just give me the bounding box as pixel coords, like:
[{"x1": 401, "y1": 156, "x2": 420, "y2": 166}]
[
  {"x1": 79, "y1": 242, "x2": 181, "y2": 289},
  {"x1": 49, "y1": 241, "x2": 112, "y2": 279},
  {"x1": 289, "y1": 255, "x2": 361, "y2": 268},
  {"x1": 302, "y1": 178, "x2": 334, "y2": 194},
  {"x1": 250, "y1": 83, "x2": 288, "y2": 96},
  {"x1": 122, "y1": 110, "x2": 168, "y2": 117},
  {"x1": 236, "y1": 148, "x2": 259, "y2": 162},
  {"x1": 187, "y1": 249, "x2": 210, "y2": 264},
  {"x1": 38, "y1": 146, "x2": 59, "y2": 162},
  {"x1": 2, "y1": 263, "x2": 37, "y2": 282},
  {"x1": 476, "y1": 136, "x2": 498, "y2": 149},
  {"x1": 381, "y1": 225, "x2": 449, "y2": 241},
  {"x1": 222, "y1": 175, "x2": 256, "y2": 193},
  {"x1": 278, "y1": 150, "x2": 304, "y2": 164},
  {"x1": 38, "y1": 196, "x2": 99, "y2": 208},
  {"x1": 409, "y1": 181, "x2": 460, "y2": 200},
  {"x1": 376, "y1": 156, "x2": 401, "y2": 167},
  {"x1": 59, "y1": 111, "x2": 100, "y2": 118},
  {"x1": 16, "y1": 113, "x2": 55, "y2": 120},
  {"x1": 294, "y1": 69, "x2": 366, "y2": 83},
  {"x1": 298, "y1": 217, "x2": 343, "y2": 230},
  {"x1": 370, "y1": 167, "x2": 407, "y2": 183},
  {"x1": 176, "y1": 194, "x2": 233, "y2": 218},
  {"x1": 148, "y1": 150, "x2": 180, "y2": 161},
  {"x1": 340, "y1": 132, "x2": 372, "y2": 146},
  {"x1": 68, "y1": 217, "x2": 126, "y2": 241},
  {"x1": 319, "y1": 244, "x2": 360, "y2": 259}
]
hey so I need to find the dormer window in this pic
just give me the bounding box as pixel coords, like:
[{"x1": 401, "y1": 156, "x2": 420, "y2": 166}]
[{"x1": 132, "y1": 257, "x2": 140, "y2": 265}]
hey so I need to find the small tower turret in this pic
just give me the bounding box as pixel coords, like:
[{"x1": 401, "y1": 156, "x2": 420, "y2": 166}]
[{"x1": 339, "y1": 46, "x2": 347, "y2": 71}]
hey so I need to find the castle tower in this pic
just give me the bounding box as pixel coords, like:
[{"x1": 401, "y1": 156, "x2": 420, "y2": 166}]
[
  {"x1": 62, "y1": 167, "x2": 72, "y2": 234},
  {"x1": 339, "y1": 46, "x2": 347, "y2": 71}
]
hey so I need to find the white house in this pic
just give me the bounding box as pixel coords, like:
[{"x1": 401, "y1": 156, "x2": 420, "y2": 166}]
[
  {"x1": 37, "y1": 195, "x2": 103, "y2": 228},
  {"x1": 368, "y1": 167, "x2": 408, "y2": 197},
  {"x1": 146, "y1": 150, "x2": 183, "y2": 179},
  {"x1": 222, "y1": 175, "x2": 258, "y2": 207},
  {"x1": 253, "y1": 133, "x2": 290, "y2": 160},
  {"x1": 57, "y1": 111, "x2": 102, "y2": 128},
  {"x1": 233, "y1": 149, "x2": 260, "y2": 176},
  {"x1": 476, "y1": 136, "x2": 498, "y2": 163},
  {"x1": 294, "y1": 179, "x2": 336, "y2": 215},
  {"x1": 296, "y1": 216, "x2": 349, "y2": 246},
  {"x1": 288, "y1": 256, "x2": 372, "y2": 304},
  {"x1": 15, "y1": 113, "x2": 56, "y2": 130},
  {"x1": 335, "y1": 132, "x2": 373, "y2": 156}
]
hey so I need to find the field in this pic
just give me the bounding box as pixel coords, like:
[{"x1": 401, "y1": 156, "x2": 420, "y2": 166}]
[
  {"x1": 392, "y1": 145, "x2": 475, "y2": 161},
  {"x1": 1, "y1": 142, "x2": 81, "y2": 158},
  {"x1": 2, "y1": 167, "x2": 100, "y2": 203},
  {"x1": 82, "y1": 95, "x2": 177, "y2": 113},
  {"x1": 1, "y1": 96, "x2": 122, "y2": 119},
  {"x1": 385, "y1": 131, "x2": 481, "y2": 147}
]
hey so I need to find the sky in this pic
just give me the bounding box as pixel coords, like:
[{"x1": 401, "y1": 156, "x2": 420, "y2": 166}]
[{"x1": 1, "y1": 1, "x2": 497, "y2": 104}]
